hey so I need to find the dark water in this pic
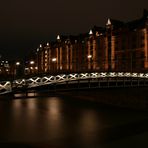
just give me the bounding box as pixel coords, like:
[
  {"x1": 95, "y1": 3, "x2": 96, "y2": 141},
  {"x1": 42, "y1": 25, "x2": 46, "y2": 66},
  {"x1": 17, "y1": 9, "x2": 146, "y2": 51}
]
[{"x1": 0, "y1": 92, "x2": 148, "y2": 148}]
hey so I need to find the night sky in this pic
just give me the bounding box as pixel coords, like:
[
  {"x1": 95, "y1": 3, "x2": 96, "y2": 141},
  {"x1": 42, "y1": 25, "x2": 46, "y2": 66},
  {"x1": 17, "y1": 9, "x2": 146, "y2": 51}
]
[{"x1": 0, "y1": 0, "x2": 148, "y2": 60}]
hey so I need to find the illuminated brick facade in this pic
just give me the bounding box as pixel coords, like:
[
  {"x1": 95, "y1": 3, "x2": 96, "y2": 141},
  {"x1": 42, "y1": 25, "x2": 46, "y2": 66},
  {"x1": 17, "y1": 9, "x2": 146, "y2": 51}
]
[{"x1": 33, "y1": 10, "x2": 148, "y2": 75}]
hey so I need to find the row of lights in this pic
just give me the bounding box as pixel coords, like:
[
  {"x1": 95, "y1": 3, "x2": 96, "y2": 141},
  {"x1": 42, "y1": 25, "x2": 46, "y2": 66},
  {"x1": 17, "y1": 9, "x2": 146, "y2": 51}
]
[
  {"x1": 50, "y1": 55, "x2": 92, "y2": 63},
  {"x1": 15, "y1": 53, "x2": 92, "y2": 66},
  {"x1": 16, "y1": 54, "x2": 92, "y2": 68}
]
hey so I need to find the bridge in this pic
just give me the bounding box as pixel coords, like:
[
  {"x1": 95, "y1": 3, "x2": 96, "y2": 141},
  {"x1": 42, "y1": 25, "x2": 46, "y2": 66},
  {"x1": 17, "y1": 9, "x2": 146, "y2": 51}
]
[{"x1": 1, "y1": 72, "x2": 148, "y2": 95}]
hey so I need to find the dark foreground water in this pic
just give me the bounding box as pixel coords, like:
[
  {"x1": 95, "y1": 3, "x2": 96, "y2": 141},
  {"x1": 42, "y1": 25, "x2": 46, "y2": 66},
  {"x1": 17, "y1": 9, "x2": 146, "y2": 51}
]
[{"x1": 0, "y1": 91, "x2": 148, "y2": 148}]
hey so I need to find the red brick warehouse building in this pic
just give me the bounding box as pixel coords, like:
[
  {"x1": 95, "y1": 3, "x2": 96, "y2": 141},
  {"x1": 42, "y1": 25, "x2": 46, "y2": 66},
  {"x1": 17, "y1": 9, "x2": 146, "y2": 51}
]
[{"x1": 25, "y1": 10, "x2": 148, "y2": 75}]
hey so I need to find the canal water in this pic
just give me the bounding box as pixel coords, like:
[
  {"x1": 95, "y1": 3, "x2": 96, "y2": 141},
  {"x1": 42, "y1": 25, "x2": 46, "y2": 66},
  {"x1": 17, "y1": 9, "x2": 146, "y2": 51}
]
[{"x1": 0, "y1": 90, "x2": 148, "y2": 148}]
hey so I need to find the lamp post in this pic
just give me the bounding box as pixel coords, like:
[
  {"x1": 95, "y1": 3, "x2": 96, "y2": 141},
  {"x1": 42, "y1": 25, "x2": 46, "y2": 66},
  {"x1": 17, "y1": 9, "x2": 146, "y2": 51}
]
[
  {"x1": 15, "y1": 61, "x2": 20, "y2": 78},
  {"x1": 16, "y1": 62, "x2": 20, "y2": 66},
  {"x1": 36, "y1": 48, "x2": 40, "y2": 74},
  {"x1": 87, "y1": 55, "x2": 92, "y2": 71},
  {"x1": 87, "y1": 55, "x2": 92, "y2": 59},
  {"x1": 30, "y1": 61, "x2": 35, "y2": 65},
  {"x1": 29, "y1": 60, "x2": 35, "y2": 75},
  {"x1": 52, "y1": 58, "x2": 57, "y2": 74}
]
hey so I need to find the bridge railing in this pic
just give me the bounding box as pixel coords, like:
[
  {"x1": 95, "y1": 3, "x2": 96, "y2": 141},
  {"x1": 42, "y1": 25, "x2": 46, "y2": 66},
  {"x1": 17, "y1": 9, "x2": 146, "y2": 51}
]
[
  {"x1": 1, "y1": 72, "x2": 148, "y2": 95},
  {"x1": 0, "y1": 81, "x2": 12, "y2": 94}
]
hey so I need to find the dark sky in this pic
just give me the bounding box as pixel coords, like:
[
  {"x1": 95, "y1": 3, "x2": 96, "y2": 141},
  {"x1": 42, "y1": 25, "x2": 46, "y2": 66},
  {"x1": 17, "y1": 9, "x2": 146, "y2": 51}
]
[{"x1": 0, "y1": 0, "x2": 148, "y2": 60}]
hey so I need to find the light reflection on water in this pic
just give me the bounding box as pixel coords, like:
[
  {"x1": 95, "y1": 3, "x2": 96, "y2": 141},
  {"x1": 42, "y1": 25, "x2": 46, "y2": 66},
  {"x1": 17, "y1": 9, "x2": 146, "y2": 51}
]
[
  {"x1": 7, "y1": 97, "x2": 64, "y2": 143},
  {"x1": 0, "y1": 93, "x2": 148, "y2": 147}
]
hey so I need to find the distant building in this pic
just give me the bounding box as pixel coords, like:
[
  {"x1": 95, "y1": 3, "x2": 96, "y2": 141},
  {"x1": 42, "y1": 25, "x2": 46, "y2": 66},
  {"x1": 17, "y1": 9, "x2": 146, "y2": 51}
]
[
  {"x1": 0, "y1": 60, "x2": 10, "y2": 75},
  {"x1": 27, "y1": 9, "x2": 148, "y2": 75}
]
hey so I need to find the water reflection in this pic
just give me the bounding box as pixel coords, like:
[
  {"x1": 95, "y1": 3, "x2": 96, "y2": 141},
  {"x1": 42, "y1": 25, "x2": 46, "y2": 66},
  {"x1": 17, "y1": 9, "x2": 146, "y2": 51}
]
[
  {"x1": 47, "y1": 97, "x2": 62, "y2": 117},
  {"x1": 0, "y1": 94, "x2": 147, "y2": 146},
  {"x1": 8, "y1": 97, "x2": 64, "y2": 142},
  {"x1": 12, "y1": 99, "x2": 22, "y2": 108},
  {"x1": 46, "y1": 97, "x2": 64, "y2": 140},
  {"x1": 79, "y1": 110, "x2": 100, "y2": 133}
]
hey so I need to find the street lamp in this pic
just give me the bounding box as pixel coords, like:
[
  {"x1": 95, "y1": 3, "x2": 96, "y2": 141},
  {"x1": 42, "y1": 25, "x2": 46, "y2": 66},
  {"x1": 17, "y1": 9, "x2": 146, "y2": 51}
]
[
  {"x1": 52, "y1": 58, "x2": 57, "y2": 73},
  {"x1": 87, "y1": 55, "x2": 92, "y2": 59},
  {"x1": 15, "y1": 61, "x2": 21, "y2": 78},
  {"x1": 29, "y1": 61, "x2": 35, "y2": 74},
  {"x1": 52, "y1": 58, "x2": 57, "y2": 62},
  {"x1": 87, "y1": 55, "x2": 92, "y2": 70},
  {"x1": 30, "y1": 61, "x2": 35, "y2": 65},
  {"x1": 16, "y1": 62, "x2": 20, "y2": 66}
]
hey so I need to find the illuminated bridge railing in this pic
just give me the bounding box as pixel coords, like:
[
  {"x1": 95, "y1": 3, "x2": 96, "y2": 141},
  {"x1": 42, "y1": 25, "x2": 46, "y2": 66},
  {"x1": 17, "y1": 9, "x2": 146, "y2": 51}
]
[
  {"x1": 1, "y1": 72, "x2": 148, "y2": 95},
  {"x1": 0, "y1": 81, "x2": 12, "y2": 94}
]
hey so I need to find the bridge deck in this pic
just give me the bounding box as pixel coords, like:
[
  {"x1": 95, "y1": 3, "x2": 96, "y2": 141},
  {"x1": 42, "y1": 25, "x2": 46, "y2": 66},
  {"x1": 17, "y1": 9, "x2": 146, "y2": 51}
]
[{"x1": 1, "y1": 72, "x2": 148, "y2": 95}]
